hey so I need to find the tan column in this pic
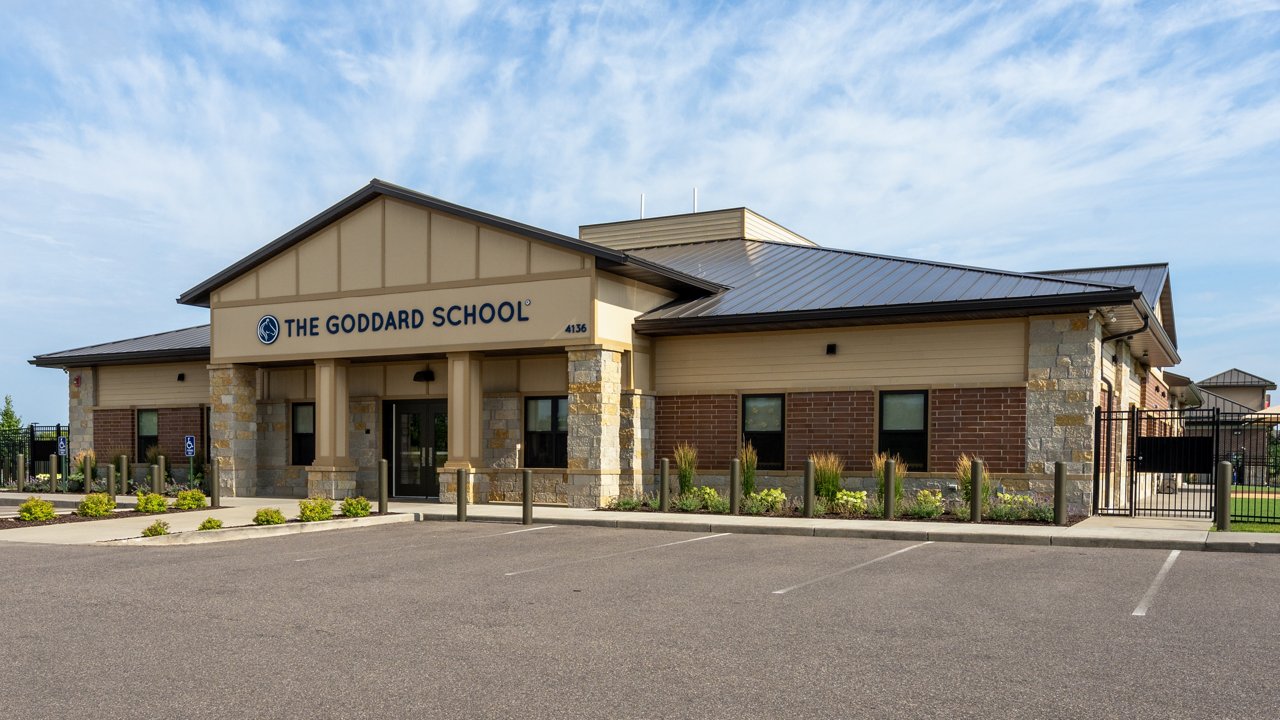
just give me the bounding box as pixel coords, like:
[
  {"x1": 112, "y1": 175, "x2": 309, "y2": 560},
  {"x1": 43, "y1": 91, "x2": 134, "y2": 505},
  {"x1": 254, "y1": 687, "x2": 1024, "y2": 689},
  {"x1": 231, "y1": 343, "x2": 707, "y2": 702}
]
[
  {"x1": 307, "y1": 358, "x2": 356, "y2": 497},
  {"x1": 444, "y1": 352, "x2": 483, "y2": 470}
]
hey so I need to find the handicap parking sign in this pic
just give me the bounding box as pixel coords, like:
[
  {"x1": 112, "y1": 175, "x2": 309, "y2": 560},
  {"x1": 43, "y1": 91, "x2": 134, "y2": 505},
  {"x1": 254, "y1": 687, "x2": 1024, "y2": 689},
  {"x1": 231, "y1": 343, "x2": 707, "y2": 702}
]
[
  {"x1": 57, "y1": 436, "x2": 67, "y2": 456},
  {"x1": 184, "y1": 435, "x2": 196, "y2": 457}
]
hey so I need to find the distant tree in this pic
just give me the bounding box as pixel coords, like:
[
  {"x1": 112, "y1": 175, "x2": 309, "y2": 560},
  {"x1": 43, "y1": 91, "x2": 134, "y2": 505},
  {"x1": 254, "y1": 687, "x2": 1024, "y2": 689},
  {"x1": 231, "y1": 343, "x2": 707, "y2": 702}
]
[{"x1": 0, "y1": 395, "x2": 21, "y2": 433}]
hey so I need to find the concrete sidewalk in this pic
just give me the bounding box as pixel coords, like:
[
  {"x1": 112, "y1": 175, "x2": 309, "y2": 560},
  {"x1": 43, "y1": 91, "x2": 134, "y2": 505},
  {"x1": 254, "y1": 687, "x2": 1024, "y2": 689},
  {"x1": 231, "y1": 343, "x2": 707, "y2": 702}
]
[{"x1": 2, "y1": 491, "x2": 1278, "y2": 552}]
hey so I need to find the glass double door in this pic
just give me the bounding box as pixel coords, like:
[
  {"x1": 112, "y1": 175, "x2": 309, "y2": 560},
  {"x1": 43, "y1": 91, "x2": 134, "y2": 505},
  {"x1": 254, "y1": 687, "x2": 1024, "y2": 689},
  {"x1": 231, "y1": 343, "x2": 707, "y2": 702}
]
[{"x1": 383, "y1": 400, "x2": 447, "y2": 498}]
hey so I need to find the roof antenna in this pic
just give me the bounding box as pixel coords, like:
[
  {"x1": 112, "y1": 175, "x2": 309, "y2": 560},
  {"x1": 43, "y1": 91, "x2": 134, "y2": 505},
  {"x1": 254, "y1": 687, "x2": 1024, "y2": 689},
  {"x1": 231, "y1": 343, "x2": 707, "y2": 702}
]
[
  {"x1": 693, "y1": 187, "x2": 698, "y2": 213},
  {"x1": 640, "y1": 193, "x2": 646, "y2": 219}
]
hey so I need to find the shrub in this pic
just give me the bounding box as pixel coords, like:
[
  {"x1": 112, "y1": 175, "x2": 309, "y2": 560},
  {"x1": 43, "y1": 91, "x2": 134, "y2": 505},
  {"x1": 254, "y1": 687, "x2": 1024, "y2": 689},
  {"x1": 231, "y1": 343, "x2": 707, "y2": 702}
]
[
  {"x1": 674, "y1": 442, "x2": 698, "y2": 495},
  {"x1": 253, "y1": 507, "x2": 287, "y2": 526},
  {"x1": 871, "y1": 451, "x2": 907, "y2": 502},
  {"x1": 738, "y1": 442, "x2": 758, "y2": 497},
  {"x1": 743, "y1": 488, "x2": 787, "y2": 515},
  {"x1": 77, "y1": 493, "x2": 116, "y2": 518},
  {"x1": 902, "y1": 489, "x2": 945, "y2": 519},
  {"x1": 955, "y1": 454, "x2": 992, "y2": 506},
  {"x1": 17, "y1": 496, "x2": 55, "y2": 522},
  {"x1": 866, "y1": 495, "x2": 884, "y2": 518},
  {"x1": 340, "y1": 496, "x2": 373, "y2": 518},
  {"x1": 706, "y1": 494, "x2": 730, "y2": 514},
  {"x1": 135, "y1": 492, "x2": 168, "y2": 514},
  {"x1": 173, "y1": 489, "x2": 208, "y2": 510},
  {"x1": 297, "y1": 496, "x2": 335, "y2": 522},
  {"x1": 141, "y1": 520, "x2": 170, "y2": 537},
  {"x1": 676, "y1": 494, "x2": 703, "y2": 512},
  {"x1": 646, "y1": 494, "x2": 660, "y2": 510},
  {"x1": 988, "y1": 492, "x2": 1052, "y2": 522},
  {"x1": 811, "y1": 451, "x2": 845, "y2": 501},
  {"x1": 831, "y1": 489, "x2": 868, "y2": 517},
  {"x1": 612, "y1": 495, "x2": 642, "y2": 511},
  {"x1": 197, "y1": 517, "x2": 223, "y2": 531}
]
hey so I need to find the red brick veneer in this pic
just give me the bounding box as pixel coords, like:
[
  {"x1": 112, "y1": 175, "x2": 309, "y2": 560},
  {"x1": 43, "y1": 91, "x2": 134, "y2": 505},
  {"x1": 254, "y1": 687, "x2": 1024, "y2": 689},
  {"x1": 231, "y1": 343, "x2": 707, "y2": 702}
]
[
  {"x1": 654, "y1": 395, "x2": 738, "y2": 470},
  {"x1": 928, "y1": 387, "x2": 1026, "y2": 473},
  {"x1": 92, "y1": 409, "x2": 134, "y2": 457},
  {"x1": 91, "y1": 407, "x2": 205, "y2": 460},
  {"x1": 785, "y1": 391, "x2": 875, "y2": 471}
]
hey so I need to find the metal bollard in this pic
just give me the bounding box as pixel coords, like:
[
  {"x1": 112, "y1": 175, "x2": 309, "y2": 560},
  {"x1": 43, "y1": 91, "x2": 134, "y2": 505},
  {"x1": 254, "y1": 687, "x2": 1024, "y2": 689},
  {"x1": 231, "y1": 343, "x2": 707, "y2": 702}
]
[
  {"x1": 522, "y1": 469, "x2": 533, "y2": 525},
  {"x1": 1215, "y1": 460, "x2": 1231, "y2": 532},
  {"x1": 151, "y1": 464, "x2": 161, "y2": 495},
  {"x1": 1054, "y1": 461, "x2": 1067, "y2": 526},
  {"x1": 16, "y1": 453, "x2": 24, "y2": 493},
  {"x1": 803, "y1": 459, "x2": 815, "y2": 518},
  {"x1": 107, "y1": 464, "x2": 116, "y2": 498},
  {"x1": 119, "y1": 455, "x2": 129, "y2": 495},
  {"x1": 456, "y1": 468, "x2": 467, "y2": 522},
  {"x1": 210, "y1": 457, "x2": 221, "y2": 508},
  {"x1": 729, "y1": 458, "x2": 741, "y2": 515},
  {"x1": 659, "y1": 458, "x2": 670, "y2": 512},
  {"x1": 378, "y1": 459, "x2": 389, "y2": 515},
  {"x1": 884, "y1": 459, "x2": 896, "y2": 520},
  {"x1": 50, "y1": 454, "x2": 59, "y2": 493},
  {"x1": 970, "y1": 459, "x2": 984, "y2": 523},
  {"x1": 158, "y1": 455, "x2": 166, "y2": 495}
]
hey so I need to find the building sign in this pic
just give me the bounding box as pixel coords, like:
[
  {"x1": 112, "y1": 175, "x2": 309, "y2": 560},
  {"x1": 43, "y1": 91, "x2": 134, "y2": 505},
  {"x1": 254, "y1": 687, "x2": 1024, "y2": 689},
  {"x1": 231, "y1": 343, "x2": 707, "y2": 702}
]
[{"x1": 258, "y1": 299, "x2": 533, "y2": 344}]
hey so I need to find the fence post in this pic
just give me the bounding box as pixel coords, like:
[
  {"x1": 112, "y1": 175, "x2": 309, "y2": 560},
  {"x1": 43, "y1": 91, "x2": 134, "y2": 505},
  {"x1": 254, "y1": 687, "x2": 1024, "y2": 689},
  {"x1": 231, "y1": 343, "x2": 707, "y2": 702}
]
[
  {"x1": 1215, "y1": 460, "x2": 1231, "y2": 532},
  {"x1": 456, "y1": 468, "x2": 467, "y2": 522},
  {"x1": 107, "y1": 464, "x2": 116, "y2": 499},
  {"x1": 883, "y1": 459, "x2": 896, "y2": 520},
  {"x1": 729, "y1": 458, "x2": 741, "y2": 515},
  {"x1": 1054, "y1": 461, "x2": 1068, "y2": 526},
  {"x1": 522, "y1": 469, "x2": 533, "y2": 525},
  {"x1": 151, "y1": 465, "x2": 161, "y2": 495},
  {"x1": 659, "y1": 458, "x2": 670, "y2": 512},
  {"x1": 803, "y1": 459, "x2": 815, "y2": 518},
  {"x1": 970, "y1": 459, "x2": 984, "y2": 523},
  {"x1": 378, "y1": 459, "x2": 389, "y2": 515},
  {"x1": 16, "y1": 453, "x2": 24, "y2": 493},
  {"x1": 210, "y1": 457, "x2": 221, "y2": 508},
  {"x1": 49, "y1": 454, "x2": 58, "y2": 493}
]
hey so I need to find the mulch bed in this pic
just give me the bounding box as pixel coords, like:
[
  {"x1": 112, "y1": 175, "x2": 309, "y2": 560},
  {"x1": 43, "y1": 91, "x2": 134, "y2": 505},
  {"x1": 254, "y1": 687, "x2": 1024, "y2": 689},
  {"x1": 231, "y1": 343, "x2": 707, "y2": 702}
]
[
  {"x1": 0, "y1": 506, "x2": 221, "y2": 530},
  {"x1": 600, "y1": 505, "x2": 1087, "y2": 527}
]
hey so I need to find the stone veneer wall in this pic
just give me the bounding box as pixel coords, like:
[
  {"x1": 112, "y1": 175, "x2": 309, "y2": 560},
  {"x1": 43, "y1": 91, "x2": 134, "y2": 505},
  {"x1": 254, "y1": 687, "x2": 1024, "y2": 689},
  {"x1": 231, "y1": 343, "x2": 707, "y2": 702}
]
[
  {"x1": 68, "y1": 367, "x2": 95, "y2": 459},
  {"x1": 618, "y1": 391, "x2": 654, "y2": 498},
  {"x1": 255, "y1": 401, "x2": 305, "y2": 496},
  {"x1": 484, "y1": 394, "x2": 520, "y2": 469},
  {"x1": 211, "y1": 364, "x2": 259, "y2": 497},
  {"x1": 349, "y1": 399, "x2": 380, "y2": 498},
  {"x1": 566, "y1": 348, "x2": 622, "y2": 508},
  {"x1": 1025, "y1": 315, "x2": 1101, "y2": 477}
]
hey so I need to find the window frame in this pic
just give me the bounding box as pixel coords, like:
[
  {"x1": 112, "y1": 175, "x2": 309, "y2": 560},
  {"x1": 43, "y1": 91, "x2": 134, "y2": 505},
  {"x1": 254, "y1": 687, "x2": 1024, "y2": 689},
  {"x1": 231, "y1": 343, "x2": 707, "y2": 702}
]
[
  {"x1": 523, "y1": 396, "x2": 568, "y2": 469},
  {"x1": 291, "y1": 402, "x2": 316, "y2": 467},
  {"x1": 136, "y1": 409, "x2": 159, "y2": 461},
  {"x1": 878, "y1": 390, "x2": 929, "y2": 472},
  {"x1": 741, "y1": 393, "x2": 786, "y2": 471}
]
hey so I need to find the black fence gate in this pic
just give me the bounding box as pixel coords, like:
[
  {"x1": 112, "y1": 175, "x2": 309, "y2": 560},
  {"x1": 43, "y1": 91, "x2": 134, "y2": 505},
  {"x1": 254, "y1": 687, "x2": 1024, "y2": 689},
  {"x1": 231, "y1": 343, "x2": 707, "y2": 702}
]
[
  {"x1": 0, "y1": 424, "x2": 71, "y2": 485},
  {"x1": 1095, "y1": 408, "x2": 1280, "y2": 522}
]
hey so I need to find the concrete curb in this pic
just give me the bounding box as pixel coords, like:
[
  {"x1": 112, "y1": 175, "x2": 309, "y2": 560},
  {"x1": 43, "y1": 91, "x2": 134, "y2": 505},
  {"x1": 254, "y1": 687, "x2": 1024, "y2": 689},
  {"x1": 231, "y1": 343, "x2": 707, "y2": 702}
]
[{"x1": 101, "y1": 513, "x2": 413, "y2": 546}]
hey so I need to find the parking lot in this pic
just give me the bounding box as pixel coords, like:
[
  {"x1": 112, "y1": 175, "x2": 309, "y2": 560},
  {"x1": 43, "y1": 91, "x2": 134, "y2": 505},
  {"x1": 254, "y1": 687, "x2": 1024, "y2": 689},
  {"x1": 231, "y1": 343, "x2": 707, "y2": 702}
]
[{"x1": 2, "y1": 522, "x2": 1277, "y2": 719}]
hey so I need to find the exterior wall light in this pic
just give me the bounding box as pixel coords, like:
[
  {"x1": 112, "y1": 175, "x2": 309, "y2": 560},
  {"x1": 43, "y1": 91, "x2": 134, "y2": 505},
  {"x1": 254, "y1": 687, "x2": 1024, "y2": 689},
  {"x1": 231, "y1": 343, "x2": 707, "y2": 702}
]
[
  {"x1": 826, "y1": 343, "x2": 837, "y2": 355},
  {"x1": 412, "y1": 369, "x2": 434, "y2": 383},
  {"x1": 177, "y1": 373, "x2": 185, "y2": 382}
]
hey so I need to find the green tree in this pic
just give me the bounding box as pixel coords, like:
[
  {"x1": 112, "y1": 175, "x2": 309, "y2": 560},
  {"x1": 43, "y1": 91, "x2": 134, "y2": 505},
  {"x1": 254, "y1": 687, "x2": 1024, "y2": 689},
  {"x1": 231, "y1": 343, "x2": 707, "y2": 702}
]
[{"x1": 0, "y1": 395, "x2": 21, "y2": 432}]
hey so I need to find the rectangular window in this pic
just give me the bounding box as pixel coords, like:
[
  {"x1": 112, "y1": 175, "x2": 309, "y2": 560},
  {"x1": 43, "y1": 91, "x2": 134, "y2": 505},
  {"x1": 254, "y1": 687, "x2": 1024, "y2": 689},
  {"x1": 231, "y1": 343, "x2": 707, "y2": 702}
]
[
  {"x1": 137, "y1": 410, "x2": 159, "y2": 461},
  {"x1": 742, "y1": 394, "x2": 785, "y2": 470},
  {"x1": 292, "y1": 403, "x2": 316, "y2": 466},
  {"x1": 879, "y1": 391, "x2": 928, "y2": 471},
  {"x1": 524, "y1": 397, "x2": 568, "y2": 468}
]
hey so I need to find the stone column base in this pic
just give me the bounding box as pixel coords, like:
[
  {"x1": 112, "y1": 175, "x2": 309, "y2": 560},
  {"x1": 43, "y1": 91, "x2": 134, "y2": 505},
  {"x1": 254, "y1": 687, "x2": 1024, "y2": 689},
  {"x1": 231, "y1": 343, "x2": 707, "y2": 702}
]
[
  {"x1": 567, "y1": 472, "x2": 620, "y2": 508},
  {"x1": 306, "y1": 465, "x2": 358, "y2": 499},
  {"x1": 439, "y1": 470, "x2": 489, "y2": 504}
]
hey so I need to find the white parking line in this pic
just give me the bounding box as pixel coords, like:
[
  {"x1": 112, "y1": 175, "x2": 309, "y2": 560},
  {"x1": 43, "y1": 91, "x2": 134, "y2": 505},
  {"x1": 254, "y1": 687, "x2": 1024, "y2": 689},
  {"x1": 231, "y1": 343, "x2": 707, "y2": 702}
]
[
  {"x1": 772, "y1": 541, "x2": 933, "y2": 595},
  {"x1": 474, "y1": 525, "x2": 557, "y2": 538},
  {"x1": 505, "y1": 532, "x2": 732, "y2": 577},
  {"x1": 1132, "y1": 550, "x2": 1180, "y2": 617}
]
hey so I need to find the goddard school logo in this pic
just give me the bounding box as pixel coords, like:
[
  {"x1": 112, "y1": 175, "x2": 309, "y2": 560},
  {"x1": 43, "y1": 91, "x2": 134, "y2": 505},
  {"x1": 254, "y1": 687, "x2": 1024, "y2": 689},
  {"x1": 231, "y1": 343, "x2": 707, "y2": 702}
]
[{"x1": 257, "y1": 315, "x2": 280, "y2": 345}]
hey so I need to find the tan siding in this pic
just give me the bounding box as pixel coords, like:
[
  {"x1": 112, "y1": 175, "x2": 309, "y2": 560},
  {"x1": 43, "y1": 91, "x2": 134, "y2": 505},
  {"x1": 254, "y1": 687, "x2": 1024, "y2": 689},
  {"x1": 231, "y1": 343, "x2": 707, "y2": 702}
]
[
  {"x1": 529, "y1": 242, "x2": 583, "y2": 273},
  {"x1": 482, "y1": 359, "x2": 519, "y2": 391},
  {"x1": 339, "y1": 200, "x2": 383, "y2": 291},
  {"x1": 257, "y1": 249, "x2": 297, "y2": 299},
  {"x1": 97, "y1": 363, "x2": 211, "y2": 407},
  {"x1": 1211, "y1": 386, "x2": 1265, "y2": 411},
  {"x1": 580, "y1": 209, "x2": 743, "y2": 250},
  {"x1": 742, "y1": 209, "x2": 815, "y2": 245},
  {"x1": 653, "y1": 321, "x2": 1026, "y2": 394},
  {"x1": 384, "y1": 361, "x2": 448, "y2": 397},
  {"x1": 478, "y1": 229, "x2": 529, "y2": 278},
  {"x1": 218, "y1": 272, "x2": 257, "y2": 303},
  {"x1": 430, "y1": 213, "x2": 478, "y2": 283},
  {"x1": 384, "y1": 199, "x2": 430, "y2": 287},
  {"x1": 594, "y1": 274, "x2": 675, "y2": 346},
  {"x1": 519, "y1": 357, "x2": 568, "y2": 393},
  {"x1": 349, "y1": 365, "x2": 384, "y2": 397},
  {"x1": 297, "y1": 226, "x2": 339, "y2": 295}
]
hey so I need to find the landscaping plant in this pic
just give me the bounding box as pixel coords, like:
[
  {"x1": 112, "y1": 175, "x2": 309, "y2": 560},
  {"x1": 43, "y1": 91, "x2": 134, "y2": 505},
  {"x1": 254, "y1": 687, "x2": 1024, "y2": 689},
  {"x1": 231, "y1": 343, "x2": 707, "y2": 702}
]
[
  {"x1": 738, "y1": 442, "x2": 758, "y2": 496},
  {"x1": 173, "y1": 489, "x2": 208, "y2": 510},
  {"x1": 77, "y1": 493, "x2": 116, "y2": 518},
  {"x1": 340, "y1": 496, "x2": 373, "y2": 518},
  {"x1": 955, "y1": 453, "x2": 992, "y2": 506},
  {"x1": 871, "y1": 451, "x2": 907, "y2": 502},
  {"x1": 674, "y1": 442, "x2": 698, "y2": 495},
  {"x1": 17, "y1": 496, "x2": 55, "y2": 522},
  {"x1": 902, "y1": 489, "x2": 945, "y2": 519},
  {"x1": 135, "y1": 492, "x2": 168, "y2": 514},
  {"x1": 743, "y1": 488, "x2": 787, "y2": 515},
  {"x1": 830, "y1": 489, "x2": 868, "y2": 517},
  {"x1": 253, "y1": 507, "x2": 287, "y2": 526},
  {"x1": 612, "y1": 495, "x2": 642, "y2": 511},
  {"x1": 810, "y1": 451, "x2": 845, "y2": 500},
  {"x1": 141, "y1": 520, "x2": 170, "y2": 537},
  {"x1": 197, "y1": 517, "x2": 223, "y2": 531},
  {"x1": 297, "y1": 496, "x2": 335, "y2": 522}
]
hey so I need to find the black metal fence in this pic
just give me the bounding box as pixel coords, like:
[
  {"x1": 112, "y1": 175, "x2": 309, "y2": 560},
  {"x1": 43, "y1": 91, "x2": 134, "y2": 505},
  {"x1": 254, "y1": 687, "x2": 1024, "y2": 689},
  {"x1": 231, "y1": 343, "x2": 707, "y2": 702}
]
[
  {"x1": 0, "y1": 424, "x2": 71, "y2": 487},
  {"x1": 1095, "y1": 408, "x2": 1280, "y2": 522}
]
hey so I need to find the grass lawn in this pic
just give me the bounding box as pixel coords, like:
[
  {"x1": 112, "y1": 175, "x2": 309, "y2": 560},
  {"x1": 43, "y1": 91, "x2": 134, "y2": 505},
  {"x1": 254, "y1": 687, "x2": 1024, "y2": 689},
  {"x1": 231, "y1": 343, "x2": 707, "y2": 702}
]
[
  {"x1": 1220, "y1": 522, "x2": 1280, "y2": 533},
  {"x1": 1229, "y1": 495, "x2": 1280, "y2": 531}
]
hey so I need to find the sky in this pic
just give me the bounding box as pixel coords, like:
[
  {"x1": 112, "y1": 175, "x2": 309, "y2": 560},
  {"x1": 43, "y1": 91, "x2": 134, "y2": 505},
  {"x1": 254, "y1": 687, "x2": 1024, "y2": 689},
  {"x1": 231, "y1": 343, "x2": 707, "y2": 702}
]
[{"x1": 1, "y1": 0, "x2": 1278, "y2": 423}]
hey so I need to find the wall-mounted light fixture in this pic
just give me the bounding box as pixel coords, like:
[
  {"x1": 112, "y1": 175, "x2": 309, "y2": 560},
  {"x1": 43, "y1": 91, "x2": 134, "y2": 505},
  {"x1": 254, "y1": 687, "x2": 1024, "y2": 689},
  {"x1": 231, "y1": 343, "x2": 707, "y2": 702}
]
[
  {"x1": 72, "y1": 375, "x2": 81, "y2": 388},
  {"x1": 825, "y1": 343, "x2": 838, "y2": 355},
  {"x1": 176, "y1": 373, "x2": 185, "y2": 382},
  {"x1": 412, "y1": 369, "x2": 434, "y2": 383}
]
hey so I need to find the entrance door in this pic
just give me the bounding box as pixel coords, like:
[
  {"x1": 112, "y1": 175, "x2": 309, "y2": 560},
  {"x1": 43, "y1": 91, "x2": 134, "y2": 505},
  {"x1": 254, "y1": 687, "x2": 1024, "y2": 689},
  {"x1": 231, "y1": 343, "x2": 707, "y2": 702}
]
[{"x1": 384, "y1": 400, "x2": 447, "y2": 498}]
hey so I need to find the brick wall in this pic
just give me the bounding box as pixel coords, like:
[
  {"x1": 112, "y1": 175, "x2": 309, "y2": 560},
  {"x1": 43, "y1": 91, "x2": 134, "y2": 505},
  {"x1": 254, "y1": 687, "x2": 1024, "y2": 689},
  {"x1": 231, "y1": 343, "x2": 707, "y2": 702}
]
[
  {"x1": 1142, "y1": 375, "x2": 1171, "y2": 410},
  {"x1": 785, "y1": 391, "x2": 874, "y2": 471},
  {"x1": 157, "y1": 407, "x2": 205, "y2": 461},
  {"x1": 92, "y1": 409, "x2": 134, "y2": 458},
  {"x1": 654, "y1": 395, "x2": 737, "y2": 470},
  {"x1": 90, "y1": 407, "x2": 205, "y2": 461},
  {"x1": 929, "y1": 387, "x2": 1026, "y2": 473}
]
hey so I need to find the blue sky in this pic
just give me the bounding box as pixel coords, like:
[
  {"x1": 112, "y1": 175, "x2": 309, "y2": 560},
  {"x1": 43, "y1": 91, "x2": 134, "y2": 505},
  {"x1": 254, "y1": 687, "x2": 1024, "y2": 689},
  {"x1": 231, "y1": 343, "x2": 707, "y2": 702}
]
[{"x1": 1, "y1": 0, "x2": 1278, "y2": 422}]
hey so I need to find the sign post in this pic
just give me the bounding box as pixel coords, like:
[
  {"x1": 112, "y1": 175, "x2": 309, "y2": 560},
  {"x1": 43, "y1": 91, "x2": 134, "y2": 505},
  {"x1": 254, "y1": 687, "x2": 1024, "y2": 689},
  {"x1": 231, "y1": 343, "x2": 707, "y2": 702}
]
[{"x1": 184, "y1": 435, "x2": 196, "y2": 488}]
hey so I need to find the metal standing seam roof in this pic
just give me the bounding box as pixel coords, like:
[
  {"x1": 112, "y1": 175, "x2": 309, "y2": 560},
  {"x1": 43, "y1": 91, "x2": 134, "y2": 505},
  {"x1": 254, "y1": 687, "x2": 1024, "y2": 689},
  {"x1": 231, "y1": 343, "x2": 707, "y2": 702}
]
[
  {"x1": 1199, "y1": 368, "x2": 1277, "y2": 389},
  {"x1": 1036, "y1": 264, "x2": 1175, "y2": 346},
  {"x1": 629, "y1": 239, "x2": 1141, "y2": 330},
  {"x1": 30, "y1": 325, "x2": 211, "y2": 367}
]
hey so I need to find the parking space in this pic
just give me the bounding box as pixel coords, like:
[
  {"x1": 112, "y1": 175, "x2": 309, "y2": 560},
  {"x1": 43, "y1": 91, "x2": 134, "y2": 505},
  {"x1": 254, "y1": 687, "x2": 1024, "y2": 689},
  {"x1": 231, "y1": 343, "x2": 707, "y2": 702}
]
[{"x1": 2, "y1": 522, "x2": 1277, "y2": 719}]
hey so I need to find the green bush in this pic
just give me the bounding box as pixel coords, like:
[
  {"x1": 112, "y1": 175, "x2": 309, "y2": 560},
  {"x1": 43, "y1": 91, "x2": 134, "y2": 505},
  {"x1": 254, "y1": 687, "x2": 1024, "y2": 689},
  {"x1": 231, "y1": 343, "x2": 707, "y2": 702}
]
[
  {"x1": 678, "y1": 485, "x2": 721, "y2": 512},
  {"x1": 987, "y1": 492, "x2": 1053, "y2": 522},
  {"x1": 706, "y1": 494, "x2": 730, "y2": 514},
  {"x1": 676, "y1": 494, "x2": 703, "y2": 512},
  {"x1": 902, "y1": 489, "x2": 945, "y2": 519},
  {"x1": 77, "y1": 493, "x2": 116, "y2": 518},
  {"x1": 253, "y1": 507, "x2": 287, "y2": 526},
  {"x1": 612, "y1": 495, "x2": 642, "y2": 511},
  {"x1": 141, "y1": 520, "x2": 170, "y2": 537},
  {"x1": 831, "y1": 489, "x2": 868, "y2": 517},
  {"x1": 743, "y1": 488, "x2": 787, "y2": 515},
  {"x1": 297, "y1": 496, "x2": 335, "y2": 522},
  {"x1": 674, "y1": 442, "x2": 698, "y2": 495},
  {"x1": 135, "y1": 492, "x2": 168, "y2": 514},
  {"x1": 17, "y1": 496, "x2": 55, "y2": 522},
  {"x1": 646, "y1": 494, "x2": 661, "y2": 510},
  {"x1": 738, "y1": 442, "x2": 758, "y2": 497},
  {"x1": 173, "y1": 489, "x2": 208, "y2": 510},
  {"x1": 811, "y1": 452, "x2": 845, "y2": 501},
  {"x1": 340, "y1": 496, "x2": 372, "y2": 518},
  {"x1": 197, "y1": 517, "x2": 223, "y2": 531}
]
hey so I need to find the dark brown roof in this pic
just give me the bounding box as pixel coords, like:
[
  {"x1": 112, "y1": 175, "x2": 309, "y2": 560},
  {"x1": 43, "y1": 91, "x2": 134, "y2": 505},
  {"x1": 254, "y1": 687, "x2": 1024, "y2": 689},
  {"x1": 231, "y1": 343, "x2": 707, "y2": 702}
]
[
  {"x1": 1199, "y1": 368, "x2": 1277, "y2": 389},
  {"x1": 30, "y1": 325, "x2": 211, "y2": 368},
  {"x1": 1037, "y1": 264, "x2": 1176, "y2": 346}
]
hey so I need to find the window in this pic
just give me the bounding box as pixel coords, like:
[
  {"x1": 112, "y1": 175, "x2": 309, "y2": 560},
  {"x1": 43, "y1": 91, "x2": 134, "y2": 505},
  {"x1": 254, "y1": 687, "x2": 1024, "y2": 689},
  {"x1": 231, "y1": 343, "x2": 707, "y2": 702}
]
[
  {"x1": 137, "y1": 410, "x2": 159, "y2": 461},
  {"x1": 879, "y1": 391, "x2": 927, "y2": 471},
  {"x1": 524, "y1": 397, "x2": 568, "y2": 468},
  {"x1": 292, "y1": 403, "x2": 315, "y2": 466},
  {"x1": 742, "y1": 394, "x2": 785, "y2": 470}
]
